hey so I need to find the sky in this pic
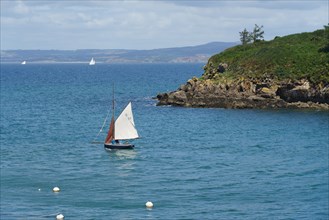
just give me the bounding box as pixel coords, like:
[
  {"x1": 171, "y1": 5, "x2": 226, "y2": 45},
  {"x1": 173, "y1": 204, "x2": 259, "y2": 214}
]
[{"x1": 1, "y1": 0, "x2": 328, "y2": 50}]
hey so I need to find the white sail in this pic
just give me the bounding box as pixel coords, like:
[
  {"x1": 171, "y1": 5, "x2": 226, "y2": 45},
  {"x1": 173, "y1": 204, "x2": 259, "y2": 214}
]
[
  {"x1": 89, "y1": 57, "x2": 95, "y2": 65},
  {"x1": 114, "y1": 102, "x2": 139, "y2": 140},
  {"x1": 21, "y1": 61, "x2": 26, "y2": 65}
]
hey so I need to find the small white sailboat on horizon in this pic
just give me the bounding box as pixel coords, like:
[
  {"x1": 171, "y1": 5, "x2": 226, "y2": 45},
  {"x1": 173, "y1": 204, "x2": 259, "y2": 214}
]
[
  {"x1": 21, "y1": 61, "x2": 26, "y2": 65},
  {"x1": 89, "y1": 57, "x2": 96, "y2": 65}
]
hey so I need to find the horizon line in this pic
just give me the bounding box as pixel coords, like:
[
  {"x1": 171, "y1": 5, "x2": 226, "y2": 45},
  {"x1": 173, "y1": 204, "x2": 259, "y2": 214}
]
[{"x1": 1, "y1": 41, "x2": 239, "y2": 51}]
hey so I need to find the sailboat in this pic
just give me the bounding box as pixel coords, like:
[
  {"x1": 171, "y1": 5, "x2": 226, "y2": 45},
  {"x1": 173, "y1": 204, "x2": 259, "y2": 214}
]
[
  {"x1": 21, "y1": 61, "x2": 26, "y2": 65},
  {"x1": 104, "y1": 101, "x2": 139, "y2": 150},
  {"x1": 89, "y1": 57, "x2": 96, "y2": 65}
]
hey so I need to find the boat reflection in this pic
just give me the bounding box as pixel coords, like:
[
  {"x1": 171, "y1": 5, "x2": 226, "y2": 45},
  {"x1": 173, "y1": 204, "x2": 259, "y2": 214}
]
[
  {"x1": 105, "y1": 148, "x2": 137, "y2": 160},
  {"x1": 105, "y1": 149, "x2": 137, "y2": 176}
]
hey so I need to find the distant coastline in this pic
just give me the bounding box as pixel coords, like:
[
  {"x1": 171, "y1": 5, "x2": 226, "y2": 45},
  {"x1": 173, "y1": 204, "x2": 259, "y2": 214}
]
[{"x1": 0, "y1": 42, "x2": 237, "y2": 64}]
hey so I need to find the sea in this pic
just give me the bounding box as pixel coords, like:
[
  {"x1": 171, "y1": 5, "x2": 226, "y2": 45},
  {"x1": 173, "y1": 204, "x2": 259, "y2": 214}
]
[{"x1": 1, "y1": 63, "x2": 328, "y2": 219}]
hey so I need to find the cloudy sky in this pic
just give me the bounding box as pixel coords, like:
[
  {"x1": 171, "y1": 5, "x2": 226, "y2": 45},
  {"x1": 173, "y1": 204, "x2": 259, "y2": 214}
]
[{"x1": 1, "y1": 0, "x2": 328, "y2": 50}]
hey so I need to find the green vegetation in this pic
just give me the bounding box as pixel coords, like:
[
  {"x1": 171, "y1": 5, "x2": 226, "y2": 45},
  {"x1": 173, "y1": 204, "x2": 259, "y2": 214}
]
[{"x1": 207, "y1": 28, "x2": 329, "y2": 83}]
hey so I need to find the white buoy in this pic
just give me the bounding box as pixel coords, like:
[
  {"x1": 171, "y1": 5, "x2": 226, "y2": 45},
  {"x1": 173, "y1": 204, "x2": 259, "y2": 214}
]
[
  {"x1": 56, "y1": 213, "x2": 64, "y2": 219},
  {"x1": 38, "y1": 188, "x2": 41, "y2": 191},
  {"x1": 145, "y1": 201, "x2": 153, "y2": 208},
  {"x1": 52, "y1": 187, "x2": 60, "y2": 193}
]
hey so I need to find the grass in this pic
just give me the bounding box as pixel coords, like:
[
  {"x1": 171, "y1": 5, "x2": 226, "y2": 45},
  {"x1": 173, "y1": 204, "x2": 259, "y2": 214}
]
[{"x1": 205, "y1": 28, "x2": 329, "y2": 84}]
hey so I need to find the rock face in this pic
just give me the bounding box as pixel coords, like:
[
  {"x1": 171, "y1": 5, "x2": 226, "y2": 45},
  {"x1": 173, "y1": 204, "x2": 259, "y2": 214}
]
[{"x1": 157, "y1": 77, "x2": 329, "y2": 110}]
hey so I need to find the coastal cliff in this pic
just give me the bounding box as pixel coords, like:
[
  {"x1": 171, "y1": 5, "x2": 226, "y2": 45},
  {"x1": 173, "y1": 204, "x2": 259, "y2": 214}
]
[{"x1": 157, "y1": 29, "x2": 329, "y2": 110}]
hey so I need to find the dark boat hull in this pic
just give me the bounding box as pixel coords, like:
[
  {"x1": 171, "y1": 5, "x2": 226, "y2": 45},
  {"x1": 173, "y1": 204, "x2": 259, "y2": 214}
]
[{"x1": 104, "y1": 143, "x2": 134, "y2": 150}]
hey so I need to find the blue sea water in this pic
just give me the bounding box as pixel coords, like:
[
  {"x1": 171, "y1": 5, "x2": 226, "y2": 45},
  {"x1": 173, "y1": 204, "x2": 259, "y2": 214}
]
[{"x1": 0, "y1": 63, "x2": 328, "y2": 219}]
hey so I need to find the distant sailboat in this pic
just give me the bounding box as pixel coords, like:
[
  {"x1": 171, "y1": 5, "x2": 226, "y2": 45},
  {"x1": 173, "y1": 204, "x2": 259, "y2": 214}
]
[
  {"x1": 21, "y1": 61, "x2": 26, "y2": 65},
  {"x1": 104, "y1": 101, "x2": 139, "y2": 150},
  {"x1": 89, "y1": 57, "x2": 96, "y2": 65}
]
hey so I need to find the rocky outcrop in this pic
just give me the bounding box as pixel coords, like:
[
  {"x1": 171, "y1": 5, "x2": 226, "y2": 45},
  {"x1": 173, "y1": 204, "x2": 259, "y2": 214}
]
[
  {"x1": 157, "y1": 29, "x2": 329, "y2": 110},
  {"x1": 157, "y1": 77, "x2": 329, "y2": 110}
]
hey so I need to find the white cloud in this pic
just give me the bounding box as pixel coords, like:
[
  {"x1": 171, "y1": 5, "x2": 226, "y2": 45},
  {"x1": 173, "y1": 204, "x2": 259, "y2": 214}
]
[
  {"x1": 0, "y1": 0, "x2": 327, "y2": 50},
  {"x1": 13, "y1": 0, "x2": 30, "y2": 14}
]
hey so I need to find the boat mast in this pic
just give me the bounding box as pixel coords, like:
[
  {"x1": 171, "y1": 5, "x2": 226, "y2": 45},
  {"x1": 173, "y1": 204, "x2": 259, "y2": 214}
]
[
  {"x1": 112, "y1": 84, "x2": 115, "y2": 116},
  {"x1": 112, "y1": 84, "x2": 115, "y2": 140}
]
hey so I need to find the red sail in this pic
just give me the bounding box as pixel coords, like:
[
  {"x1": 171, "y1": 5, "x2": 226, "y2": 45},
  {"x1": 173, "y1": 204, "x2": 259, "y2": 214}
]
[{"x1": 104, "y1": 116, "x2": 115, "y2": 144}]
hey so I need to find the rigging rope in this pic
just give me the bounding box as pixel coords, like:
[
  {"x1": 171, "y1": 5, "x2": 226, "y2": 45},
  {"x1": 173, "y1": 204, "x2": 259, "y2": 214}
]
[{"x1": 93, "y1": 109, "x2": 111, "y2": 142}]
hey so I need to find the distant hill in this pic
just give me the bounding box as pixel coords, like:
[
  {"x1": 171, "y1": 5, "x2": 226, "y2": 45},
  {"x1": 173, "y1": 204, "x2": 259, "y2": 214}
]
[{"x1": 0, "y1": 42, "x2": 237, "y2": 64}]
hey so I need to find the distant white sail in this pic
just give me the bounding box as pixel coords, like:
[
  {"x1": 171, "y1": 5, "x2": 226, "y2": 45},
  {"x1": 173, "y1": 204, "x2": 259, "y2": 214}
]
[
  {"x1": 89, "y1": 57, "x2": 95, "y2": 65},
  {"x1": 21, "y1": 61, "x2": 26, "y2": 65},
  {"x1": 114, "y1": 102, "x2": 139, "y2": 140}
]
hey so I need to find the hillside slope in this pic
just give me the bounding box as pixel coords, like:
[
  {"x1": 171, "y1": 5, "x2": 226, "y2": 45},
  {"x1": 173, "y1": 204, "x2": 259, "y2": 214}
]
[
  {"x1": 204, "y1": 29, "x2": 328, "y2": 83},
  {"x1": 157, "y1": 29, "x2": 329, "y2": 110}
]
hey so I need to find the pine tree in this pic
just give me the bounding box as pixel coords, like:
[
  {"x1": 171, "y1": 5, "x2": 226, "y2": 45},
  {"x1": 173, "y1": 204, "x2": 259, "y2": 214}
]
[
  {"x1": 250, "y1": 24, "x2": 264, "y2": 43},
  {"x1": 239, "y1": 28, "x2": 252, "y2": 45}
]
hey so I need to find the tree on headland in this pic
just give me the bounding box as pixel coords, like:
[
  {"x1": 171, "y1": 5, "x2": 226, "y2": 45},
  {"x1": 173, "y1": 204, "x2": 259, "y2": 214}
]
[
  {"x1": 239, "y1": 28, "x2": 252, "y2": 45},
  {"x1": 250, "y1": 24, "x2": 264, "y2": 42},
  {"x1": 239, "y1": 24, "x2": 264, "y2": 45}
]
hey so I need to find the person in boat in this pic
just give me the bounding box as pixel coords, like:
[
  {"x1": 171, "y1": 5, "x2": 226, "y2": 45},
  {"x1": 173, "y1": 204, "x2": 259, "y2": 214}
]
[{"x1": 111, "y1": 139, "x2": 120, "y2": 144}]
